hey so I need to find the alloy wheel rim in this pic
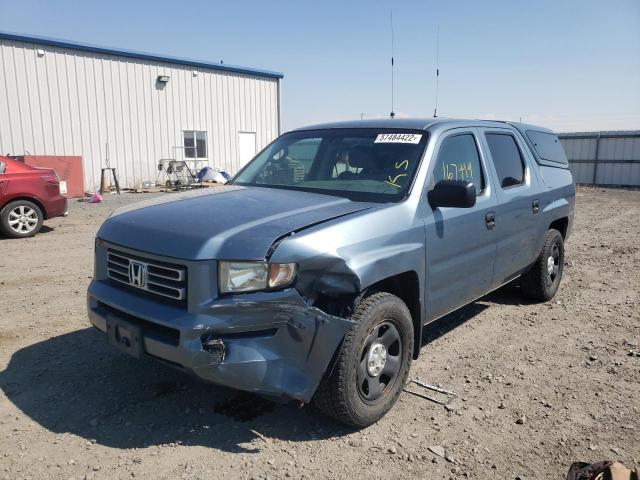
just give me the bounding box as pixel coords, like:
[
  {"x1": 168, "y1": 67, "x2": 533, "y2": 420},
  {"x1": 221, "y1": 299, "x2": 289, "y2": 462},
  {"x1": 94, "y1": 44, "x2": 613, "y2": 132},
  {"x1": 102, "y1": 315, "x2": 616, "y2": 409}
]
[
  {"x1": 8, "y1": 206, "x2": 38, "y2": 234},
  {"x1": 357, "y1": 321, "x2": 402, "y2": 403}
]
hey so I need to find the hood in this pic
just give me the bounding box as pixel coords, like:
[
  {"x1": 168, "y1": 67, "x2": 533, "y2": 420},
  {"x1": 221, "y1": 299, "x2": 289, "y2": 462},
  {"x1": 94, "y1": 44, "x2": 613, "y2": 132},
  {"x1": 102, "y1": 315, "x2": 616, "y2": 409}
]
[{"x1": 97, "y1": 186, "x2": 375, "y2": 260}]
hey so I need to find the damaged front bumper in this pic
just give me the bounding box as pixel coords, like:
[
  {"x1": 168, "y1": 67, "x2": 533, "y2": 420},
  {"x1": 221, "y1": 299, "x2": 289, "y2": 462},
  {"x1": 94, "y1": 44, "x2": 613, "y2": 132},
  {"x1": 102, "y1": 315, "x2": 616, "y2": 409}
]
[{"x1": 87, "y1": 277, "x2": 353, "y2": 403}]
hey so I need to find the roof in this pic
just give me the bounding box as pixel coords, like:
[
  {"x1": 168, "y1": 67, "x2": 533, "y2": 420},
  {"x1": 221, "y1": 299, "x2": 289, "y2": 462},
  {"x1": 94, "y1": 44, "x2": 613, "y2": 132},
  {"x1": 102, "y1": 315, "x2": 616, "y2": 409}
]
[
  {"x1": 293, "y1": 118, "x2": 444, "y2": 131},
  {"x1": 558, "y1": 130, "x2": 640, "y2": 139},
  {"x1": 291, "y1": 117, "x2": 548, "y2": 132},
  {"x1": 0, "y1": 30, "x2": 284, "y2": 80}
]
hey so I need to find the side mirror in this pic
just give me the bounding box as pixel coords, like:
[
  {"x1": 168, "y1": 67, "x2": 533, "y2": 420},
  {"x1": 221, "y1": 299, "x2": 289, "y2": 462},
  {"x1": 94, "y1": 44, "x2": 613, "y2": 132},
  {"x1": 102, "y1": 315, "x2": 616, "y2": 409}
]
[
  {"x1": 428, "y1": 179, "x2": 476, "y2": 209},
  {"x1": 0, "y1": 162, "x2": 5, "y2": 174}
]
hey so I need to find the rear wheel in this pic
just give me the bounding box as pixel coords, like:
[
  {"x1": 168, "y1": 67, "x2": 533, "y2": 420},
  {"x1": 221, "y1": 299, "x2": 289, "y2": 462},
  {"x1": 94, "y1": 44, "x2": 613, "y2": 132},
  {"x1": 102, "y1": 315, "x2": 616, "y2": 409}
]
[
  {"x1": 0, "y1": 200, "x2": 44, "y2": 238},
  {"x1": 313, "y1": 292, "x2": 413, "y2": 427},
  {"x1": 520, "y1": 229, "x2": 564, "y2": 301}
]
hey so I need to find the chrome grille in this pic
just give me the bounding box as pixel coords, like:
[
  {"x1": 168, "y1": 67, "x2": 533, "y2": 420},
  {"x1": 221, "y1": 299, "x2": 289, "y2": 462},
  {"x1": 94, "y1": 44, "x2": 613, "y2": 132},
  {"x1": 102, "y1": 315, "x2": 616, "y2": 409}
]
[{"x1": 107, "y1": 250, "x2": 187, "y2": 302}]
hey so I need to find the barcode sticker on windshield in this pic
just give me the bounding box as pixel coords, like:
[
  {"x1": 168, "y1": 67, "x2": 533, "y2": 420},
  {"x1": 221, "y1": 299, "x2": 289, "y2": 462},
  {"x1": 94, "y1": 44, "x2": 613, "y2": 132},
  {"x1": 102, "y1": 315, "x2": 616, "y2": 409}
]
[{"x1": 375, "y1": 133, "x2": 422, "y2": 144}]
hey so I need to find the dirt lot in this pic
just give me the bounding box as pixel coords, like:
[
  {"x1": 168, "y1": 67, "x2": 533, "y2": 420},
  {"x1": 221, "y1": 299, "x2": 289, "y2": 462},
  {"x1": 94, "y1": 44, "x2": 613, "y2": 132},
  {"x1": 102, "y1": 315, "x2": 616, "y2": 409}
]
[{"x1": 0, "y1": 187, "x2": 638, "y2": 480}]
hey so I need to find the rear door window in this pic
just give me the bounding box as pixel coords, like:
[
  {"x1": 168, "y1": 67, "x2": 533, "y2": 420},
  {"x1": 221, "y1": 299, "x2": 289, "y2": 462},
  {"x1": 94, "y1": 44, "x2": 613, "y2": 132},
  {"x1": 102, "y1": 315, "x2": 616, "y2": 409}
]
[
  {"x1": 526, "y1": 130, "x2": 568, "y2": 165},
  {"x1": 485, "y1": 133, "x2": 526, "y2": 188},
  {"x1": 431, "y1": 133, "x2": 485, "y2": 194}
]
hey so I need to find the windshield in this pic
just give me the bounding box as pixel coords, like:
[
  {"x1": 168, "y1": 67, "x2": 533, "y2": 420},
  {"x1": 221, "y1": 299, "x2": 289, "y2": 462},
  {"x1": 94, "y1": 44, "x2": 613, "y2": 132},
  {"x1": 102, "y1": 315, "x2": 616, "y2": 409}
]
[{"x1": 231, "y1": 128, "x2": 429, "y2": 202}]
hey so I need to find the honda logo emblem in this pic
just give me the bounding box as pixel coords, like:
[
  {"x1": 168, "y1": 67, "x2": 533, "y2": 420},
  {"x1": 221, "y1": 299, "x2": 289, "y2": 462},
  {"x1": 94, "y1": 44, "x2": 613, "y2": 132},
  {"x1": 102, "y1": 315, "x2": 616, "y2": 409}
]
[{"x1": 128, "y1": 262, "x2": 146, "y2": 288}]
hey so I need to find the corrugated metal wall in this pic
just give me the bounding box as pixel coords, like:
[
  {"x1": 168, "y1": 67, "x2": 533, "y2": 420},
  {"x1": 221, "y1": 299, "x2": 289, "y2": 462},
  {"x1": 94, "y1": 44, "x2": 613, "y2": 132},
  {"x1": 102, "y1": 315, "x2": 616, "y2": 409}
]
[
  {"x1": 0, "y1": 37, "x2": 280, "y2": 191},
  {"x1": 559, "y1": 131, "x2": 640, "y2": 187}
]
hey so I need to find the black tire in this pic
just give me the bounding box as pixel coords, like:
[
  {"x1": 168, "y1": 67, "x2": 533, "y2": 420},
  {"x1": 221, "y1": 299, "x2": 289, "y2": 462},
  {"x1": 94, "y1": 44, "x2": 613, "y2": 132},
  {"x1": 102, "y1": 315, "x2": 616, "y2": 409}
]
[
  {"x1": 0, "y1": 200, "x2": 44, "y2": 238},
  {"x1": 520, "y1": 229, "x2": 564, "y2": 302},
  {"x1": 313, "y1": 292, "x2": 414, "y2": 427}
]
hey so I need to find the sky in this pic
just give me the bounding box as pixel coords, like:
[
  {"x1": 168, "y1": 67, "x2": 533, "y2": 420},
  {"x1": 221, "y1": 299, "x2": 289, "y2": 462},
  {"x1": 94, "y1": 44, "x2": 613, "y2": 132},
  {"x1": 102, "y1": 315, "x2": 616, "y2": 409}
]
[{"x1": 1, "y1": 0, "x2": 639, "y2": 133}]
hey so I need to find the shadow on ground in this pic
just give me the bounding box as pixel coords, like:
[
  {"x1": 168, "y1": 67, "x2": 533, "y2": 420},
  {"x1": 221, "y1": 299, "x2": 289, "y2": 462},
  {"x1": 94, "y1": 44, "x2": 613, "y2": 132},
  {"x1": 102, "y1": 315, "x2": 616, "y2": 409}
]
[
  {"x1": 0, "y1": 327, "x2": 351, "y2": 453},
  {"x1": 420, "y1": 283, "x2": 530, "y2": 345},
  {"x1": 0, "y1": 225, "x2": 54, "y2": 240},
  {"x1": 0, "y1": 288, "x2": 518, "y2": 452},
  {"x1": 421, "y1": 301, "x2": 490, "y2": 346}
]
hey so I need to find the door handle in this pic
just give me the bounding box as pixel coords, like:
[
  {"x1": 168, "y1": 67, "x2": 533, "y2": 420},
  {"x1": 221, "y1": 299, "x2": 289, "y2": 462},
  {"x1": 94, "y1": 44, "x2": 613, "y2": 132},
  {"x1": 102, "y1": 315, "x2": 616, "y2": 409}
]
[
  {"x1": 532, "y1": 199, "x2": 540, "y2": 214},
  {"x1": 485, "y1": 212, "x2": 496, "y2": 230}
]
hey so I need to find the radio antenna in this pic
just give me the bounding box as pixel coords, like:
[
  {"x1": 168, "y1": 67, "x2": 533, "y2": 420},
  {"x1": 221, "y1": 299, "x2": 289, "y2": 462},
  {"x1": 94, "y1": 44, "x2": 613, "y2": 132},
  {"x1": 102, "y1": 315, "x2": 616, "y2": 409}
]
[
  {"x1": 390, "y1": 9, "x2": 395, "y2": 118},
  {"x1": 433, "y1": 25, "x2": 440, "y2": 117}
]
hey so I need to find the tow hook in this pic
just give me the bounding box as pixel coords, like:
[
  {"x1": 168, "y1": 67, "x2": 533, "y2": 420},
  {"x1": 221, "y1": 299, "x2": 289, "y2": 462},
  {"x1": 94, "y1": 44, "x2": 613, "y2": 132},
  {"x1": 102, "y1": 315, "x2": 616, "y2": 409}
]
[{"x1": 202, "y1": 337, "x2": 225, "y2": 365}]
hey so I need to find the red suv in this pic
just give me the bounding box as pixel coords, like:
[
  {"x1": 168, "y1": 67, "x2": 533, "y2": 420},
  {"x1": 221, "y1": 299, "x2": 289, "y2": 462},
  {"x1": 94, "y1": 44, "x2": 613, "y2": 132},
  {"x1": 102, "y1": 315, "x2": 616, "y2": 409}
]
[{"x1": 0, "y1": 156, "x2": 68, "y2": 238}]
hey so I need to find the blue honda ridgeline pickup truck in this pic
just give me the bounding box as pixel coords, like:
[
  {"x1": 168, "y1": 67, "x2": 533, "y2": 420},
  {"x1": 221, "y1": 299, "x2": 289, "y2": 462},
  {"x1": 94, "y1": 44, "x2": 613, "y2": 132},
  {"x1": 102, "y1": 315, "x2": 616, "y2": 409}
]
[{"x1": 88, "y1": 118, "x2": 575, "y2": 426}]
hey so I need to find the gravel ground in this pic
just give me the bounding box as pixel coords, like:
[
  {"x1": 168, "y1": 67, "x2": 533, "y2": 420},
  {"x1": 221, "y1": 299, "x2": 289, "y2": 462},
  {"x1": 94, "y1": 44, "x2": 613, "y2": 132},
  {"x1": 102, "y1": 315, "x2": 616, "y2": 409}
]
[{"x1": 0, "y1": 187, "x2": 638, "y2": 480}]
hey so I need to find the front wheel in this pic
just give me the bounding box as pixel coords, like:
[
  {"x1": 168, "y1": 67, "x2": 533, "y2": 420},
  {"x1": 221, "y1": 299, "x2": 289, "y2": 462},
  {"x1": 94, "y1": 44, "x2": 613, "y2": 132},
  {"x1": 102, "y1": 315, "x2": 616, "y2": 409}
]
[
  {"x1": 0, "y1": 200, "x2": 44, "y2": 238},
  {"x1": 520, "y1": 229, "x2": 565, "y2": 301},
  {"x1": 313, "y1": 292, "x2": 414, "y2": 427}
]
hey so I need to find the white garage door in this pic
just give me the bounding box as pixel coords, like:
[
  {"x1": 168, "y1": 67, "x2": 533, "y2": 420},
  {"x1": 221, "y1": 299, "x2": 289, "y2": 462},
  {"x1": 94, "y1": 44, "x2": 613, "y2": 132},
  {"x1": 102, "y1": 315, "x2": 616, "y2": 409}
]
[{"x1": 238, "y1": 132, "x2": 257, "y2": 167}]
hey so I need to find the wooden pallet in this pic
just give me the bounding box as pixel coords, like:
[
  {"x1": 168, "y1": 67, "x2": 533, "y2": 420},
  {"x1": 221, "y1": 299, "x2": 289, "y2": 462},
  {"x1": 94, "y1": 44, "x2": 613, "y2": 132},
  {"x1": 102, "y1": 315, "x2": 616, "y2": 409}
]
[
  {"x1": 126, "y1": 186, "x2": 167, "y2": 194},
  {"x1": 125, "y1": 181, "x2": 224, "y2": 194}
]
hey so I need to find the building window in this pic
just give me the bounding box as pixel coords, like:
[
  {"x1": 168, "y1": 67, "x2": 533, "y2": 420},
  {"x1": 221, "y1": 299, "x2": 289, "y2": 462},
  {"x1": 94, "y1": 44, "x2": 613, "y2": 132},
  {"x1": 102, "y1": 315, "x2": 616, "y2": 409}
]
[{"x1": 183, "y1": 131, "x2": 207, "y2": 159}]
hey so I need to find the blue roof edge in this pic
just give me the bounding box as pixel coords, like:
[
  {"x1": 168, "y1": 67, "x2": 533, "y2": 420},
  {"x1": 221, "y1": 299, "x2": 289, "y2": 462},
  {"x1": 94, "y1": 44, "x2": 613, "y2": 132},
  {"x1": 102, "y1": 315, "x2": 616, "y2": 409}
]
[{"x1": 0, "y1": 30, "x2": 284, "y2": 79}]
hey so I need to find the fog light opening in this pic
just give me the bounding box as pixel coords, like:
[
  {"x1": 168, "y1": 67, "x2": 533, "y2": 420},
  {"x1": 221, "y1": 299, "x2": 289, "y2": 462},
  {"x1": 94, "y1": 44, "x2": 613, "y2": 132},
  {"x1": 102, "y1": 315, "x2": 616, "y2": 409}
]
[{"x1": 202, "y1": 337, "x2": 225, "y2": 364}]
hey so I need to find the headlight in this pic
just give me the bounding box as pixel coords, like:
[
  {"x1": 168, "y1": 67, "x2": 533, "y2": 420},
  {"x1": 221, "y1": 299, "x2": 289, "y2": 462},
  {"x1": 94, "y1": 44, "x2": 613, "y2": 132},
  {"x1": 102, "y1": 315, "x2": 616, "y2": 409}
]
[{"x1": 219, "y1": 261, "x2": 297, "y2": 294}]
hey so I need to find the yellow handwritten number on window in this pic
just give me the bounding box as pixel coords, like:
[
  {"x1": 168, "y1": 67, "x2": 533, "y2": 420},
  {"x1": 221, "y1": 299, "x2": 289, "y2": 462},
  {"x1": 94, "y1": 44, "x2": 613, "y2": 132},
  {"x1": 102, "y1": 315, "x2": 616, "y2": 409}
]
[{"x1": 442, "y1": 162, "x2": 474, "y2": 181}]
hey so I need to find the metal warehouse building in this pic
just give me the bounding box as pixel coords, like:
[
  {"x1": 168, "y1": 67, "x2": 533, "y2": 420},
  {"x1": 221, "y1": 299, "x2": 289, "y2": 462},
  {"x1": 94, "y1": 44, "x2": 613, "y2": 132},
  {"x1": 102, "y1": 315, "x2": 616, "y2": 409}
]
[
  {"x1": 559, "y1": 131, "x2": 640, "y2": 187},
  {"x1": 0, "y1": 32, "x2": 282, "y2": 192}
]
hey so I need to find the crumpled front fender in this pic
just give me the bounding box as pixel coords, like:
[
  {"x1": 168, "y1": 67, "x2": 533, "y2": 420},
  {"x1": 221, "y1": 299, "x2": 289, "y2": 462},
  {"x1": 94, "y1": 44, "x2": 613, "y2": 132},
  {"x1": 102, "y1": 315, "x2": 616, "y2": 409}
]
[{"x1": 189, "y1": 290, "x2": 355, "y2": 402}]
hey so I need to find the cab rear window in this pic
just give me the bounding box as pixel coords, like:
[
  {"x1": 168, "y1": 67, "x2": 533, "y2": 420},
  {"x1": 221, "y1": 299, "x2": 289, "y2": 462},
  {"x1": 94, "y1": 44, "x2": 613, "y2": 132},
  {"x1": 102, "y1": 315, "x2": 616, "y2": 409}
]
[{"x1": 526, "y1": 131, "x2": 568, "y2": 165}]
